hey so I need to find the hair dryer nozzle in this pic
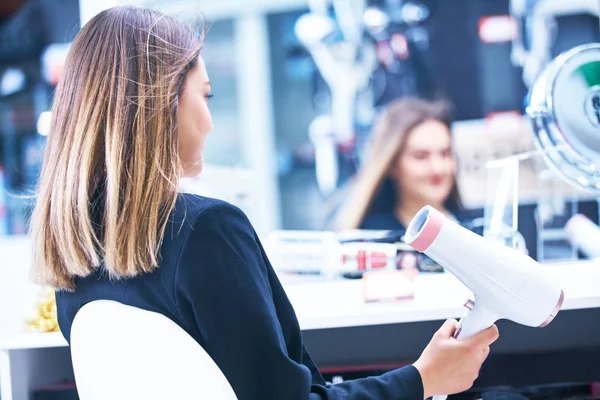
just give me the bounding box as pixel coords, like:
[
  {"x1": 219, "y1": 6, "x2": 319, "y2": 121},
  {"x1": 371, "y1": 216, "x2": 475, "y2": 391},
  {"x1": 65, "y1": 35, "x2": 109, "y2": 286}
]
[{"x1": 404, "y1": 206, "x2": 444, "y2": 252}]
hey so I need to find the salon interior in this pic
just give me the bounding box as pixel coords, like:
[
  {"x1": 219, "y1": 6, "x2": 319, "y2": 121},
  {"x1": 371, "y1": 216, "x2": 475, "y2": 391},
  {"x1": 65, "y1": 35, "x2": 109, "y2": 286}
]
[{"x1": 1, "y1": 0, "x2": 600, "y2": 399}]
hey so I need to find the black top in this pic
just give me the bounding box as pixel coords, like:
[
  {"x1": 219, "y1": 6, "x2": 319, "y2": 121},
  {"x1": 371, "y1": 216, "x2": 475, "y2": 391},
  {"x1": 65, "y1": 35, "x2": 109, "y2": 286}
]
[
  {"x1": 57, "y1": 194, "x2": 424, "y2": 400},
  {"x1": 361, "y1": 209, "x2": 483, "y2": 235},
  {"x1": 360, "y1": 179, "x2": 482, "y2": 236}
]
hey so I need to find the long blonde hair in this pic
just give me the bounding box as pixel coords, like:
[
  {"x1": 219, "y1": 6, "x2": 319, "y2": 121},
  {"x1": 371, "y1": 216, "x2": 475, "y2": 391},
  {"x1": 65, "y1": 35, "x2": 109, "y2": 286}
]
[
  {"x1": 29, "y1": 7, "x2": 204, "y2": 290},
  {"x1": 334, "y1": 98, "x2": 458, "y2": 230}
]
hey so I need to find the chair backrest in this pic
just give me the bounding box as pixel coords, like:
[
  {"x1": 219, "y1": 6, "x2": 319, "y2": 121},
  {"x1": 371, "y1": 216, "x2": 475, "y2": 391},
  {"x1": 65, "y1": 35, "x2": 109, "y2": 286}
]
[{"x1": 70, "y1": 300, "x2": 237, "y2": 400}]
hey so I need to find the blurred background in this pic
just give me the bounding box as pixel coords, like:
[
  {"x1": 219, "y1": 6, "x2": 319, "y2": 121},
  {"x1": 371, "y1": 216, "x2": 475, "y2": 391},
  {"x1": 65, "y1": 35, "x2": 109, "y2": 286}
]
[{"x1": 0, "y1": 0, "x2": 599, "y2": 260}]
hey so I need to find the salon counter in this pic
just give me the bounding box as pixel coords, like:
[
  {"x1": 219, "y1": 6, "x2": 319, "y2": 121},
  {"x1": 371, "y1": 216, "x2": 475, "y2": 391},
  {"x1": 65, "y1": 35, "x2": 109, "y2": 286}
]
[
  {"x1": 285, "y1": 261, "x2": 600, "y2": 386},
  {"x1": 2, "y1": 261, "x2": 600, "y2": 399}
]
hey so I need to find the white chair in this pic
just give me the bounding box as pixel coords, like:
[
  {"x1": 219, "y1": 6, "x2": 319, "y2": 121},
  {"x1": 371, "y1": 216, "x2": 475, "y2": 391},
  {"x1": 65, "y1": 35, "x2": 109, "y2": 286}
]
[{"x1": 70, "y1": 300, "x2": 237, "y2": 400}]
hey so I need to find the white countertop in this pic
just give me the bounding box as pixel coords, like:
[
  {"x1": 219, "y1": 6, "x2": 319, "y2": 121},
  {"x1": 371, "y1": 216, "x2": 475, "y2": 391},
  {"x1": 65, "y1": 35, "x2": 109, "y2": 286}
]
[
  {"x1": 2, "y1": 261, "x2": 600, "y2": 351},
  {"x1": 284, "y1": 261, "x2": 600, "y2": 330}
]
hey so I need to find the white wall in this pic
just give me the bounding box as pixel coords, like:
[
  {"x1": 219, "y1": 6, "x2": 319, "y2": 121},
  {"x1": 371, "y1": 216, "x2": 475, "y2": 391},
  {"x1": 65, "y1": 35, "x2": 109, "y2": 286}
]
[
  {"x1": 0, "y1": 236, "x2": 40, "y2": 337},
  {"x1": 234, "y1": 15, "x2": 282, "y2": 236}
]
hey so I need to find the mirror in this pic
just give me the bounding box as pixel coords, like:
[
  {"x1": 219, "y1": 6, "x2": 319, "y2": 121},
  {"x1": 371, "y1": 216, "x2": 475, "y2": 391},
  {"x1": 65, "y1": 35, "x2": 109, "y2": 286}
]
[{"x1": 527, "y1": 43, "x2": 600, "y2": 193}]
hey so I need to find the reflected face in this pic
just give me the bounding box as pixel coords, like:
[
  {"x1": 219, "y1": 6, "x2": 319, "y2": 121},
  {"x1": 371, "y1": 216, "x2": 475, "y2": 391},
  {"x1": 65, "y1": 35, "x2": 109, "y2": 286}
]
[
  {"x1": 400, "y1": 252, "x2": 418, "y2": 270},
  {"x1": 398, "y1": 252, "x2": 420, "y2": 282},
  {"x1": 392, "y1": 120, "x2": 457, "y2": 207},
  {"x1": 177, "y1": 57, "x2": 213, "y2": 177}
]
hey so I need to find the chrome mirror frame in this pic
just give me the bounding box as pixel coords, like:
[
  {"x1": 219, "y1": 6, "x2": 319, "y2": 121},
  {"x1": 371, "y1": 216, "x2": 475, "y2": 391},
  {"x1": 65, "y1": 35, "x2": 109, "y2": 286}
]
[{"x1": 527, "y1": 43, "x2": 600, "y2": 194}]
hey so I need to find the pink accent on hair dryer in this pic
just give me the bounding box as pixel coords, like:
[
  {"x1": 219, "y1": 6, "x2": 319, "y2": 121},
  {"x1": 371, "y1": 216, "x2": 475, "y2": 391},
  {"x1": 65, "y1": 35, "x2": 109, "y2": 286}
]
[
  {"x1": 565, "y1": 214, "x2": 600, "y2": 259},
  {"x1": 404, "y1": 206, "x2": 564, "y2": 340}
]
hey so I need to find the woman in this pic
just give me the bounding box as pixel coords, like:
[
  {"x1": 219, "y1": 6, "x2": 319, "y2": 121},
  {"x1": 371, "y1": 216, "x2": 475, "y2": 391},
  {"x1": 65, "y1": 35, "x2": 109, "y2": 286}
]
[
  {"x1": 29, "y1": 7, "x2": 498, "y2": 399},
  {"x1": 335, "y1": 98, "x2": 467, "y2": 235}
]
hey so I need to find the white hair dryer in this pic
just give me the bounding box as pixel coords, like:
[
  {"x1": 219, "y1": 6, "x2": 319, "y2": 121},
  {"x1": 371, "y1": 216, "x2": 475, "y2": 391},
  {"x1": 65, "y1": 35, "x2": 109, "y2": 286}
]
[
  {"x1": 404, "y1": 205, "x2": 564, "y2": 339},
  {"x1": 405, "y1": 206, "x2": 564, "y2": 399}
]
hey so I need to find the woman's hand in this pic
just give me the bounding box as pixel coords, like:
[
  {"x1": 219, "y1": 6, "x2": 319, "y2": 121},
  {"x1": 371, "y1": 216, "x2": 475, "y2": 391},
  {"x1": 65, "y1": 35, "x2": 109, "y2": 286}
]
[{"x1": 413, "y1": 319, "x2": 499, "y2": 398}]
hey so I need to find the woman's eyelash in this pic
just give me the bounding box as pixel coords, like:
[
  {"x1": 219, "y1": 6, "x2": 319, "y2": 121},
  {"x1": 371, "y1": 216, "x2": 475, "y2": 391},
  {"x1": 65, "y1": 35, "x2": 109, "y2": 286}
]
[{"x1": 205, "y1": 94, "x2": 214, "y2": 100}]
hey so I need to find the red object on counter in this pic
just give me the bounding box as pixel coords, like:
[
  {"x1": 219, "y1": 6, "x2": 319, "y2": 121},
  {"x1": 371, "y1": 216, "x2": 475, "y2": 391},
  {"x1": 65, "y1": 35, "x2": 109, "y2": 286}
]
[{"x1": 348, "y1": 250, "x2": 389, "y2": 271}]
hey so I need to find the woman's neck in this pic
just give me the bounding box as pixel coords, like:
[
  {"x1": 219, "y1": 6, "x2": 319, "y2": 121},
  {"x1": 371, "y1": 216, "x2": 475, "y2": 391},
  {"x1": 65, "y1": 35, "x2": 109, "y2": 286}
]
[{"x1": 395, "y1": 197, "x2": 448, "y2": 228}]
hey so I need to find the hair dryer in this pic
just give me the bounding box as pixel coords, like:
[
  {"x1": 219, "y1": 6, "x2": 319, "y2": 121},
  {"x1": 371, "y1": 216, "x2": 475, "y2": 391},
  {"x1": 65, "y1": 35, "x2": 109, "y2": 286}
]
[{"x1": 404, "y1": 206, "x2": 564, "y2": 340}]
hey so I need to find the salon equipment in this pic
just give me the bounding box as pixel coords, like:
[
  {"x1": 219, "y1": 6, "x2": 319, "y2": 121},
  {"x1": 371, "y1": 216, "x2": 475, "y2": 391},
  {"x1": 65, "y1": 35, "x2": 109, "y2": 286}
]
[
  {"x1": 510, "y1": 0, "x2": 599, "y2": 87},
  {"x1": 527, "y1": 43, "x2": 600, "y2": 194},
  {"x1": 484, "y1": 43, "x2": 600, "y2": 260},
  {"x1": 266, "y1": 230, "x2": 398, "y2": 278},
  {"x1": 364, "y1": 1, "x2": 434, "y2": 106},
  {"x1": 295, "y1": 0, "x2": 377, "y2": 195},
  {"x1": 405, "y1": 206, "x2": 564, "y2": 399},
  {"x1": 565, "y1": 213, "x2": 600, "y2": 258},
  {"x1": 405, "y1": 206, "x2": 563, "y2": 338},
  {"x1": 340, "y1": 242, "x2": 397, "y2": 273},
  {"x1": 296, "y1": 0, "x2": 375, "y2": 145}
]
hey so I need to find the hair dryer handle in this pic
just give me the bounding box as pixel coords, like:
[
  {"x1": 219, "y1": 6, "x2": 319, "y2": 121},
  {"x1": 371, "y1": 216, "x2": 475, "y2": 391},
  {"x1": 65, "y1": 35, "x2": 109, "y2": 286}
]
[
  {"x1": 433, "y1": 302, "x2": 498, "y2": 400},
  {"x1": 453, "y1": 300, "x2": 497, "y2": 340}
]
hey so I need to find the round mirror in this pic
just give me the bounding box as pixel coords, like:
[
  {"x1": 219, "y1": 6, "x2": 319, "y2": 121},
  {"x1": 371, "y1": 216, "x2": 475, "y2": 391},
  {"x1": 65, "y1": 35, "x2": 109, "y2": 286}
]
[{"x1": 526, "y1": 43, "x2": 600, "y2": 194}]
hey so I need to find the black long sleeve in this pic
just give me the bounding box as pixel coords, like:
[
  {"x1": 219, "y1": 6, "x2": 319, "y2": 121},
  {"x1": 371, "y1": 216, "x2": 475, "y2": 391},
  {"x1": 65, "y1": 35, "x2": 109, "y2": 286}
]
[
  {"x1": 57, "y1": 194, "x2": 424, "y2": 399},
  {"x1": 174, "y1": 200, "x2": 424, "y2": 400}
]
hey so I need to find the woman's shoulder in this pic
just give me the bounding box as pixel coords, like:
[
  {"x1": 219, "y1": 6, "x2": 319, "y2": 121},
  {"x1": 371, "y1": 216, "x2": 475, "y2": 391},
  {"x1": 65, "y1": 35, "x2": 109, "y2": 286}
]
[
  {"x1": 162, "y1": 194, "x2": 254, "y2": 271},
  {"x1": 175, "y1": 193, "x2": 247, "y2": 220},
  {"x1": 171, "y1": 194, "x2": 262, "y2": 282},
  {"x1": 172, "y1": 193, "x2": 252, "y2": 237}
]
